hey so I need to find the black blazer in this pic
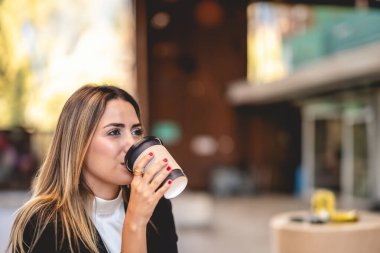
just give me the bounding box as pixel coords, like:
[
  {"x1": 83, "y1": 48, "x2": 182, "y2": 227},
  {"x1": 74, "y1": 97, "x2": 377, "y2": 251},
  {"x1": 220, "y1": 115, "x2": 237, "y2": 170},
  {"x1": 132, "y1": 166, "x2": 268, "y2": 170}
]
[{"x1": 21, "y1": 198, "x2": 178, "y2": 253}]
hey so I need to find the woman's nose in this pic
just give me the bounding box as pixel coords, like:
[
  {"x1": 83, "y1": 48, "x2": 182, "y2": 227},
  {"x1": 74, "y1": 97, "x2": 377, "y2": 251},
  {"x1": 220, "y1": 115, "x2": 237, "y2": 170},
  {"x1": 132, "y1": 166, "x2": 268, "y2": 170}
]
[{"x1": 123, "y1": 135, "x2": 138, "y2": 153}]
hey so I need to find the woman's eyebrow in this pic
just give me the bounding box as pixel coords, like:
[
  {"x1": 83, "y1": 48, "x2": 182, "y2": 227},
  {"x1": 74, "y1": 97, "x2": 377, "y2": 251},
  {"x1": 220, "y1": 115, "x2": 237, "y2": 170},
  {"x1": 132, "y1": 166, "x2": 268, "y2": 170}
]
[
  {"x1": 131, "y1": 123, "x2": 142, "y2": 128},
  {"x1": 103, "y1": 123, "x2": 142, "y2": 128},
  {"x1": 104, "y1": 123, "x2": 125, "y2": 128}
]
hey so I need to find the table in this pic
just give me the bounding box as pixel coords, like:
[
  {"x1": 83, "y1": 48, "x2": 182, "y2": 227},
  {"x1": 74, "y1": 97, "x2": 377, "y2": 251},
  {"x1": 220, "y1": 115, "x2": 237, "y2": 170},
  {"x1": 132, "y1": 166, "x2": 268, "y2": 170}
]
[{"x1": 270, "y1": 210, "x2": 380, "y2": 253}]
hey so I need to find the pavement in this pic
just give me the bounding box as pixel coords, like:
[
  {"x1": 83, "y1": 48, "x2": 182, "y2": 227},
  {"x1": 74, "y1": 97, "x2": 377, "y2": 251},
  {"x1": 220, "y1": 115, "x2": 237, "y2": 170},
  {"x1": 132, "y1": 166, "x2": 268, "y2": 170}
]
[{"x1": 172, "y1": 192, "x2": 309, "y2": 253}]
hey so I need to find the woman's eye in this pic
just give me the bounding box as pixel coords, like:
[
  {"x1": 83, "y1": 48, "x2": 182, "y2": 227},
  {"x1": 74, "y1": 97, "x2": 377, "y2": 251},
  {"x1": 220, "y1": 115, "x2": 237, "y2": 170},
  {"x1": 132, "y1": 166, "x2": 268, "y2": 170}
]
[
  {"x1": 108, "y1": 129, "x2": 121, "y2": 136},
  {"x1": 132, "y1": 128, "x2": 144, "y2": 137}
]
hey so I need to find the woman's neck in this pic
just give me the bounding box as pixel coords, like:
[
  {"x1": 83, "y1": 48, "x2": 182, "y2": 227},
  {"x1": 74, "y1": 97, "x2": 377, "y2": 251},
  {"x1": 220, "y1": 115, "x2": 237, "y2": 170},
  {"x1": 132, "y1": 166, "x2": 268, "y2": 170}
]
[
  {"x1": 88, "y1": 182, "x2": 121, "y2": 200},
  {"x1": 82, "y1": 170, "x2": 121, "y2": 200}
]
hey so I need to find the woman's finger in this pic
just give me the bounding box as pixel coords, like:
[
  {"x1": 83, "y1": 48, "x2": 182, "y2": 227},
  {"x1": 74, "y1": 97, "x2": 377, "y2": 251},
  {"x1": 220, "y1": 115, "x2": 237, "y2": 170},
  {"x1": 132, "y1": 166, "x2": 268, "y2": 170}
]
[
  {"x1": 133, "y1": 167, "x2": 143, "y2": 177},
  {"x1": 154, "y1": 179, "x2": 172, "y2": 200},
  {"x1": 132, "y1": 152, "x2": 154, "y2": 178},
  {"x1": 141, "y1": 158, "x2": 168, "y2": 184},
  {"x1": 149, "y1": 165, "x2": 172, "y2": 191}
]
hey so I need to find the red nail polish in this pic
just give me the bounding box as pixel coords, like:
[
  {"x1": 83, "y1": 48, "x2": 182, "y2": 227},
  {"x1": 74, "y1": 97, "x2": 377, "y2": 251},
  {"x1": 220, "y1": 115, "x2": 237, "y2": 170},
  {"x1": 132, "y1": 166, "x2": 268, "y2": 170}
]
[
  {"x1": 163, "y1": 158, "x2": 168, "y2": 162},
  {"x1": 149, "y1": 152, "x2": 153, "y2": 156},
  {"x1": 166, "y1": 166, "x2": 171, "y2": 171},
  {"x1": 168, "y1": 180, "x2": 172, "y2": 185}
]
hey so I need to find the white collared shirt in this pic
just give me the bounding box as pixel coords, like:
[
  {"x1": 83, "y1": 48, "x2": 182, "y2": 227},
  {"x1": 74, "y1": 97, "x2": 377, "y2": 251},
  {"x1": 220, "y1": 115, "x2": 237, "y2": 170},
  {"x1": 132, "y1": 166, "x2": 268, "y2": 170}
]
[{"x1": 90, "y1": 191, "x2": 125, "y2": 253}]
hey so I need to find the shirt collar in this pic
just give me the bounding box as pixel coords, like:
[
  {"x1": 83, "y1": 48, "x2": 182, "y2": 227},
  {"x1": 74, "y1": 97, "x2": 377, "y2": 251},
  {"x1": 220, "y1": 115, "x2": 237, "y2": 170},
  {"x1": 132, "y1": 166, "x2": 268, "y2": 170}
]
[{"x1": 92, "y1": 190, "x2": 123, "y2": 216}]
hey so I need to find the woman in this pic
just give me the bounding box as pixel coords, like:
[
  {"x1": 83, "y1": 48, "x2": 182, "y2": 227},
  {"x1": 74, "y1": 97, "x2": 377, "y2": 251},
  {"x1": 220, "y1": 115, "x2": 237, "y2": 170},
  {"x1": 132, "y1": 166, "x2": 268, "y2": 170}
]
[{"x1": 7, "y1": 85, "x2": 178, "y2": 253}]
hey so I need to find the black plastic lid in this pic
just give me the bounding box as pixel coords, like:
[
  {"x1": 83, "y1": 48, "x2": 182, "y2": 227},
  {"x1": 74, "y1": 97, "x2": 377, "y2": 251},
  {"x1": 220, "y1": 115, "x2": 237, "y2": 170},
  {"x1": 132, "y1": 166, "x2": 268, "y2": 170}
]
[{"x1": 124, "y1": 136, "x2": 162, "y2": 173}]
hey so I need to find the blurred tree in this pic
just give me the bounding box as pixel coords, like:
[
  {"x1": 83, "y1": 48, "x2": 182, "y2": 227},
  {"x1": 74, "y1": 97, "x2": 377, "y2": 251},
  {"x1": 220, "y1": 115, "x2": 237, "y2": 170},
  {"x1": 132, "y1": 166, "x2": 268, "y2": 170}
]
[
  {"x1": 1, "y1": 0, "x2": 136, "y2": 131},
  {"x1": 0, "y1": 0, "x2": 32, "y2": 128}
]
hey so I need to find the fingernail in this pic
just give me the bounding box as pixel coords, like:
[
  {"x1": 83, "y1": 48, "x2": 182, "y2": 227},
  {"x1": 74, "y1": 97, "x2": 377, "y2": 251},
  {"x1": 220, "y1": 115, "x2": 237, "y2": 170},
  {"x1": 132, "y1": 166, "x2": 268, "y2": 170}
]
[
  {"x1": 168, "y1": 180, "x2": 172, "y2": 185},
  {"x1": 163, "y1": 158, "x2": 168, "y2": 162},
  {"x1": 166, "y1": 166, "x2": 171, "y2": 171},
  {"x1": 149, "y1": 152, "x2": 153, "y2": 156}
]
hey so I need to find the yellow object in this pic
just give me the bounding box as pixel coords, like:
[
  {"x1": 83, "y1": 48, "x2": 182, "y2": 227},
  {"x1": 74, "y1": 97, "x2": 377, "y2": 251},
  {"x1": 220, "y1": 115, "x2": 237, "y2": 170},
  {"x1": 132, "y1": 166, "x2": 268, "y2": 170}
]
[
  {"x1": 311, "y1": 189, "x2": 336, "y2": 216},
  {"x1": 310, "y1": 189, "x2": 359, "y2": 223},
  {"x1": 330, "y1": 210, "x2": 359, "y2": 222}
]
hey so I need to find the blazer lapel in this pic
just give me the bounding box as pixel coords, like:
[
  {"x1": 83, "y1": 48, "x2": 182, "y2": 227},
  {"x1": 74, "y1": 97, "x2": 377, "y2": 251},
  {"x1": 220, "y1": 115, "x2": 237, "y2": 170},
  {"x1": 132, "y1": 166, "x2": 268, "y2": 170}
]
[{"x1": 95, "y1": 229, "x2": 109, "y2": 253}]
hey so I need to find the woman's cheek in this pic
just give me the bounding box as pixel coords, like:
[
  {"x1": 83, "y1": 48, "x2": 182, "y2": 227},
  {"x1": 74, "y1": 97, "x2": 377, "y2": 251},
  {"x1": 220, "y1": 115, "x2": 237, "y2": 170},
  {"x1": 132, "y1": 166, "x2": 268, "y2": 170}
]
[
  {"x1": 92, "y1": 138, "x2": 114, "y2": 156},
  {"x1": 86, "y1": 139, "x2": 109, "y2": 167}
]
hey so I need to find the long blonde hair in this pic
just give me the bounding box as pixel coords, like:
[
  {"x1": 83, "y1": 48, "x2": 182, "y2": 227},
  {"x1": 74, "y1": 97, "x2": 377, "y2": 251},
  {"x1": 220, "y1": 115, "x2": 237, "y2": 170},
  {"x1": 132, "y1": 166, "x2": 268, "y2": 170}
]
[{"x1": 8, "y1": 85, "x2": 140, "y2": 253}]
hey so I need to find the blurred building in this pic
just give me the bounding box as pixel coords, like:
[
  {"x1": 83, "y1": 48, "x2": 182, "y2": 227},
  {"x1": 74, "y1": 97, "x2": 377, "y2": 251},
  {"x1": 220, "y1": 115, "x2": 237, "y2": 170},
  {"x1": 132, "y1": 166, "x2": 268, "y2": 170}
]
[
  {"x1": 227, "y1": 0, "x2": 380, "y2": 208},
  {"x1": 141, "y1": 0, "x2": 380, "y2": 207}
]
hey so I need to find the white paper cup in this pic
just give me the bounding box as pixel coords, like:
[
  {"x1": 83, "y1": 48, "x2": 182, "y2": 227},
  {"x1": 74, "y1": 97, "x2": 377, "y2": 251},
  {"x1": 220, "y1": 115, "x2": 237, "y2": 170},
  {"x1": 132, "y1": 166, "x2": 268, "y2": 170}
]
[{"x1": 125, "y1": 136, "x2": 188, "y2": 199}]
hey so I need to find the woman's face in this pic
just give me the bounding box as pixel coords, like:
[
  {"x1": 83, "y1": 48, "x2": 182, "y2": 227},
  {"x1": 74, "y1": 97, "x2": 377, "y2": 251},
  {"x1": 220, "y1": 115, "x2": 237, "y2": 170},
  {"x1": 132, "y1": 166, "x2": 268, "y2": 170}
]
[{"x1": 83, "y1": 98, "x2": 143, "y2": 199}]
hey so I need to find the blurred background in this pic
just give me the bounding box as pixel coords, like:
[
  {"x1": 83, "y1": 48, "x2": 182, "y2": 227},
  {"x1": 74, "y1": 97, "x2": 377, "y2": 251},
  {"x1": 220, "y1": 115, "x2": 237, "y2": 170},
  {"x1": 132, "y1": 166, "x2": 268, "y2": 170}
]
[{"x1": 2, "y1": 0, "x2": 380, "y2": 252}]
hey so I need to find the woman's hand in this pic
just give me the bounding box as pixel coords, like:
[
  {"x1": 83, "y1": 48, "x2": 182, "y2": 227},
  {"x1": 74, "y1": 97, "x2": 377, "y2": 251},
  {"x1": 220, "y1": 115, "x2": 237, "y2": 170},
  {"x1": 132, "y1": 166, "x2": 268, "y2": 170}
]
[
  {"x1": 122, "y1": 152, "x2": 172, "y2": 253},
  {"x1": 126, "y1": 152, "x2": 172, "y2": 227}
]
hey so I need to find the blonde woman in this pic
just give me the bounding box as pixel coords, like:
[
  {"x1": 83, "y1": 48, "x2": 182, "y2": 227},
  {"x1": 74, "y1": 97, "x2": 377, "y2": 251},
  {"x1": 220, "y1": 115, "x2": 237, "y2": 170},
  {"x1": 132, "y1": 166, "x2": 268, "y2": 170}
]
[{"x1": 7, "y1": 85, "x2": 178, "y2": 253}]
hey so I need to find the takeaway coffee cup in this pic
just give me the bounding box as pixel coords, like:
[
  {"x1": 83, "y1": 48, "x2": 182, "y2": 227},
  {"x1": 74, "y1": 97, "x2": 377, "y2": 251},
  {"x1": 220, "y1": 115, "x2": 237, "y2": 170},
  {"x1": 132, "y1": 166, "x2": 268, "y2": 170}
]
[{"x1": 125, "y1": 136, "x2": 188, "y2": 199}]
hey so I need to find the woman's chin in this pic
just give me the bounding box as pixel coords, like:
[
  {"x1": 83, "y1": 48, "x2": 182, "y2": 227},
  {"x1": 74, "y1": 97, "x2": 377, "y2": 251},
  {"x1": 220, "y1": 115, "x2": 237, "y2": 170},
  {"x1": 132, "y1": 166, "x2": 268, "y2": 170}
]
[{"x1": 117, "y1": 173, "x2": 133, "y2": 185}]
